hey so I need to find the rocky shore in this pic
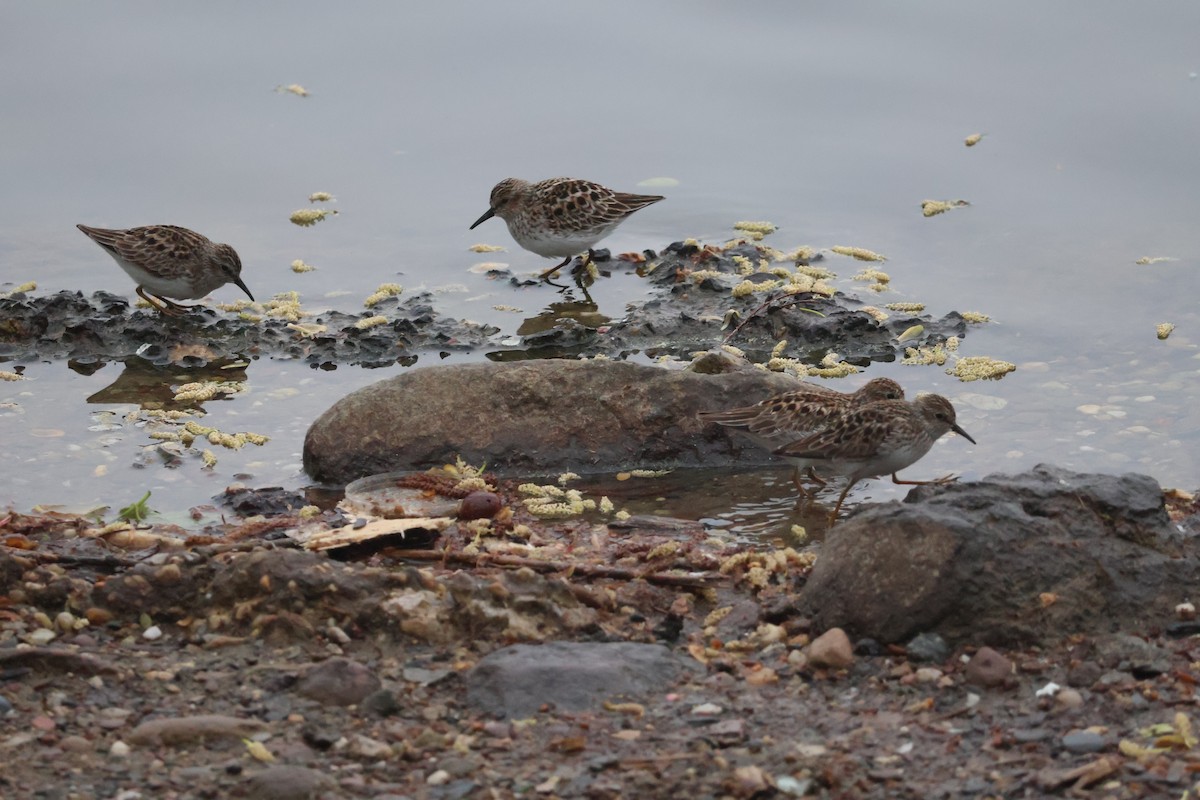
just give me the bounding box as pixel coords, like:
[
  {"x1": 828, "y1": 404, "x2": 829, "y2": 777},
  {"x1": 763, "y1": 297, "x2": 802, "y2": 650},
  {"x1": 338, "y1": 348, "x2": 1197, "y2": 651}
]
[{"x1": 2, "y1": 239, "x2": 1192, "y2": 798}]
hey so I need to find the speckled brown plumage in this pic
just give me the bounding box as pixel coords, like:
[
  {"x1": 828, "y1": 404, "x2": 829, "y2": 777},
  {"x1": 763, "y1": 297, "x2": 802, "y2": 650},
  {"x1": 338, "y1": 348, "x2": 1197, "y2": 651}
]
[
  {"x1": 469, "y1": 177, "x2": 664, "y2": 278},
  {"x1": 700, "y1": 378, "x2": 905, "y2": 441},
  {"x1": 700, "y1": 377, "x2": 906, "y2": 493},
  {"x1": 76, "y1": 224, "x2": 252, "y2": 315},
  {"x1": 773, "y1": 393, "x2": 976, "y2": 522}
]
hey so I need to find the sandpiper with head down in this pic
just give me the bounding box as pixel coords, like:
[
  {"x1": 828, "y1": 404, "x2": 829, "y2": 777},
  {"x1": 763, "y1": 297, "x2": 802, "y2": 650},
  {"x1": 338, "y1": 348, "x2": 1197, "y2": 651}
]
[
  {"x1": 773, "y1": 393, "x2": 976, "y2": 523},
  {"x1": 76, "y1": 224, "x2": 253, "y2": 316},
  {"x1": 469, "y1": 177, "x2": 664, "y2": 279}
]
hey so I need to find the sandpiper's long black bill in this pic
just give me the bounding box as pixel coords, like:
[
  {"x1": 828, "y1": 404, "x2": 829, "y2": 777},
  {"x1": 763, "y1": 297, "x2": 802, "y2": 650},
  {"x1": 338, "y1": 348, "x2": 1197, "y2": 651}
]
[
  {"x1": 233, "y1": 276, "x2": 254, "y2": 302},
  {"x1": 469, "y1": 207, "x2": 496, "y2": 230},
  {"x1": 952, "y1": 422, "x2": 976, "y2": 445}
]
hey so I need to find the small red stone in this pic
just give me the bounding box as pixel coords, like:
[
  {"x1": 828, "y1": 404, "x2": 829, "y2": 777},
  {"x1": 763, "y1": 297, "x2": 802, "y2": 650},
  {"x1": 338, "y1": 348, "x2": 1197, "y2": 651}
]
[{"x1": 458, "y1": 492, "x2": 502, "y2": 520}]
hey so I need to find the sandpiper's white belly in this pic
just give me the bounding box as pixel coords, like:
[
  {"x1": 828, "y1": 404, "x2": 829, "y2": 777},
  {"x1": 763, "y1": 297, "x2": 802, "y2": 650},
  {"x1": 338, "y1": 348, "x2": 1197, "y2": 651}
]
[
  {"x1": 838, "y1": 440, "x2": 936, "y2": 482},
  {"x1": 509, "y1": 224, "x2": 609, "y2": 259},
  {"x1": 103, "y1": 251, "x2": 205, "y2": 299}
]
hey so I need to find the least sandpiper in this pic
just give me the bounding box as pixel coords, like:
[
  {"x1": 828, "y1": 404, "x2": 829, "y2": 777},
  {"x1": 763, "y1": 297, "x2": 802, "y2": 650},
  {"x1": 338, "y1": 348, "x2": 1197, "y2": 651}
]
[
  {"x1": 469, "y1": 177, "x2": 664, "y2": 279},
  {"x1": 76, "y1": 224, "x2": 253, "y2": 316},
  {"x1": 774, "y1": 393, "x2": 976, "y2": 522},
  {"x1": 699, "y1": 377, "x2": 906, "y2": 492}
]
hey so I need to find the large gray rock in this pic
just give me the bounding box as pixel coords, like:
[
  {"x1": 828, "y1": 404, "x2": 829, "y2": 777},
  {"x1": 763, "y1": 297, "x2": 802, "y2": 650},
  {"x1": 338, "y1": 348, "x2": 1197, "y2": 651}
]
[
  {"x1": 303, "y1": 354, "x2": 804, "y2": 484},
  {"x1": 801, "y1": 464, "x2": 1188, "y2": 646},
  {"x1": 466, "y1": 641, "x2": 698, "y2": 718}
]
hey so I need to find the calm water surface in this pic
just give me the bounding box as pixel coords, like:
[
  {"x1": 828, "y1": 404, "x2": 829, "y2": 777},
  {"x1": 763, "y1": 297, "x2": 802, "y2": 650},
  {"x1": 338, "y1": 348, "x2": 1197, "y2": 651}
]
[{"x1": 3, "y1": 3, "x2": 1199, "y2": 530}]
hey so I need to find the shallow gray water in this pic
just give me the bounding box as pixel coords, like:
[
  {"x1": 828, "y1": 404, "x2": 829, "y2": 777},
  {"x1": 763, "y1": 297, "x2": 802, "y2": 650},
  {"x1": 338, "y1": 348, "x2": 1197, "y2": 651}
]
[{"x1": 3, "y1": 2, "x2": 1199, "y2": 529}]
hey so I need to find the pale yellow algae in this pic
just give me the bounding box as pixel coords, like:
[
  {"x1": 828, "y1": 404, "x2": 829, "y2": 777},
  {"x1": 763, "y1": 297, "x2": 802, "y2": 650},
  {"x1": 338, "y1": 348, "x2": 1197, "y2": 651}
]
[
  {"x1": 0, "y1": 371, "x2": 24, "y2": 381},
  {"x1": 964, "y1": 133, "x2": 984, "y2": 147},
  {"x1": 902, "y1": 345, "x2": 949, "y2": 366},
  {"x1": 173, "y1": 381, "x2": 245, "y2": 403},
  {"x1": 289, "y1": 208, "x2": 337, "y2": 227},
  {"x1": 783, "y1": 247, "x2": 820, "y2": 264},
  {"x1": 688, "y1": 269, "x2": 724, "y2": 284},
  {"x1": 290, "y1": 259, "x2": 316, "y2": 273},
  {"x1": 646, "y1": 541, "x2": 680, "y2": 560},
  {"x1": 731, "y1": 280, "x2": 767, "y2": 298},
  {"x1": 921, "y1": 199, "x2": 970, "y2": 217},
  {"x1": 854, "y1": 268, "x2": 890, "y2": 284},
  {"x1": 469, "y1": 243, "x2": 506, "y2": 253},
  {"x1": 805, "y1": 353, "x2": 859, "y2": 379},
  {"x1": 731, "y1": 255, "x2": 755, "y2": 275},
  {"x1": 1157, "y1": 323, "x2": 1175, "y2": 340},
  {"x1": 961, "y1": 311, "x2": 991, "y2": 324},
  {"x1": 885, "y1": 302, "x2": 926, "y2": 313},
  {"x1": 264, "y1": 292, "x2": 306, "y2": 322},
  {"x1": 308, "y1": 191, "x2": 334, "y2": 203},
  {"x1": 948, "y1": 356, "x2": 1016, "y2": 381},
  {"x1": 521, "y1": 483, "x2": 595, "y2": 518},
  {"x1": 364, "y1": 283, "x2": 403, "y2": 308},
  {"x1": 733, "y1": 221, "x2": 778, "y2": 239},
  {"x1": 0, "y1": 281, "x2": 37, "y2": 297},
  {"x1": 831, "y1": 246, "x2": 886, "y2": 262},
  {"x1": 764, "y1": 356, "x2": 806, "y2": 376},
  {"x1": 797, "y1": 263, "x2": 837, "y2": 281},
  {"x1": 355, "y1": 315, "x2": 389, "y2": 330},
  {"x1": 864, "y1": 304, "x2": 892, "y2": 321},
  {"x1": 286, "y1": 322, "x2": 327, "y2": 338}
]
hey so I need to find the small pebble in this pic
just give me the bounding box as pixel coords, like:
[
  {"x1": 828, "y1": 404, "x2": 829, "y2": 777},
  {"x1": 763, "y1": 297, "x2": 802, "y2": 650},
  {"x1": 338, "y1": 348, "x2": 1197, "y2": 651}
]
[
  {"x1": 1055, "y1": 688, "x2": 1085, "y2": 710},
  {"x1": 1062, "y1": 729, "x2": 1106, "y2": 753},
  {"x1": 295, "y1": 658, "x2": 381, "y2": 706},
  {"x1": 914, "y1": 667, "x2": 943, "y2": 683},
  {"x1": 60, "y1": 735, "x2": 92, "y2": 753},
  {"x1": 808, "y1": 628, "x2": 854, "y2": 669},
  {"x1": 906, "y1": 632, "x2": 950, "y2": 663},
  {"x1": 427, "y1": 770, "x2": 451, "y2": 786},
  {"x1": 457, "y1": 491, "x2": 503, "y2": 520},
  {"x1": 482, "y1": 721, "x2": 512, "y2": 739},
  {"x1": 691, "y1": 702, "x2": 723, "y2": 716},
  {"x1": 965, "y1": 646, "x2": 1012, "y2": 687},
  {"x1": 26, "y1": 629, "x2": 56, "y2": 646},
  {"x1": 142, "y1": 625, "x2": 163, "y2": 641},
  {"x1": 109, "y1": 740, "x2": 131, "y2": 758},
  {"x1": 853, "y1": 637, "x2": 885, "y2": 656}
]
